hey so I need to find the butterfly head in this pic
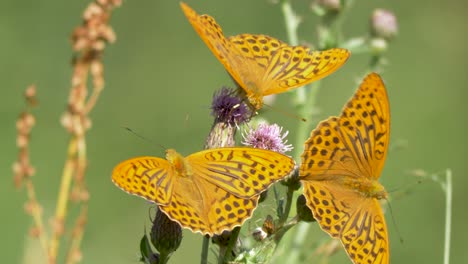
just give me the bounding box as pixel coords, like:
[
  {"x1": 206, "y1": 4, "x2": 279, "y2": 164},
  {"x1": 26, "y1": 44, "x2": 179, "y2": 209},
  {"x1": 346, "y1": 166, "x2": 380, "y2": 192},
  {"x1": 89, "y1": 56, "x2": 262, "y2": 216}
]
[
  {"x1": 166, "y1": 149, "x2": 193, "y2": 177},
  {"x1": 366, "y1": 180, "x2": 388, "y2": 200}
]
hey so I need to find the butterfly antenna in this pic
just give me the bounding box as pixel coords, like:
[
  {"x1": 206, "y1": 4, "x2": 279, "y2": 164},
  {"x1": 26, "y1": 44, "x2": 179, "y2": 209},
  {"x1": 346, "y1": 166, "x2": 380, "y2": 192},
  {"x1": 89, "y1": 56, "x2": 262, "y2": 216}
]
[
  {"x1": 184, "y1": 113, "x2": 190, "y2": 129},
  {"x1": 384, "y1": 197, "x2": 404, "y2": 244},
  {"x1": 387, "y1": 175, "x2": 424, "y2": 199},
  {"x1": 122, "y1": 127, "x2": 166, "y2": 151},
  {"x1": 264, "y1": 104, "x2": 307, "y2": 122}
]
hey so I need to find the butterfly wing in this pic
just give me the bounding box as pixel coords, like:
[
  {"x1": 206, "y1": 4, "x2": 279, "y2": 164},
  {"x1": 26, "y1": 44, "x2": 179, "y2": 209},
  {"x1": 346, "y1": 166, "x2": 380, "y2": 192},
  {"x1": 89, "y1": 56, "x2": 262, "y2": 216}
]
[
  {"x1": 227, "y1": 34, "x2": 288, "y2": 97},
  {"x1": 159, "y1": 147, "x2": 294, "y2": 236},
  {"x1": 302, "y1": 181, "x2": 389, "y2": 264},
  {"x1": 300, "y1": 73, "x2": 390, "y2": 181},
  {"x1": 159, "y1": 175, "x2": 260, "y2": 236},
  {"x1": 228, "y1": 34, "x2": 288, "y2": 67},
  {"x1": 112, "y1": 157, "x2": 175, "y2": 206},
  {"x1": 227, "y1": 35, "x2": 350, "y2": 101},
  {"x1": 299, "y1": 73, "x2": 390, "y2": 263},
  {"x1": 262, "y1": 47, "x2": 350, "y2": 96},
  {"x1": 187, "y1": 147, "x2": 296, "y2": 198},
  {"x1": 181, "y1": 3, "x2": 350, "y2": 110},
  {"x1": 180, "y1": 3, "x2": 249, "y2": 94}
]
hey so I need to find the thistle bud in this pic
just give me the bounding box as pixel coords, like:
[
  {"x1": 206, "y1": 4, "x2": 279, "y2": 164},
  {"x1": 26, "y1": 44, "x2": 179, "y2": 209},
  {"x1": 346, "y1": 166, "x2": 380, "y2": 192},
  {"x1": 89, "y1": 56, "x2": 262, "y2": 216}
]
[
  {"x1": 281, "y1": 168, "x2": 301, "y2": 191},
  {"x1": 258, "y1": 190, "x2": 268, "y2": 203},
  {"x1": 212, "y1": 230, "x2": 233, "y2": 247},
  {"x1": 150, "y1": 209, "x2": 182, "y2": 260},
  {"x1": 296, "y1": 194, "x2": 316, "y2": 222},
  {"x1": 371, "y1": 9, "x2": 398, "y2": 40}
]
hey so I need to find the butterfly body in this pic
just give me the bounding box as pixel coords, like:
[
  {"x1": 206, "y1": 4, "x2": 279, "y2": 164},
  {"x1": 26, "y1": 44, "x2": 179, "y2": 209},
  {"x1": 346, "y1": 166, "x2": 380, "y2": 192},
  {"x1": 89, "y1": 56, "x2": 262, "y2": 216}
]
[
  {"x1": 113, "y1": 147, "x2": 295, "y2": 236},
  {"x1": 341, "y1": 177, "x2": 387, "y2": 199},
  {"x1": 166, "y1": 149, "x2": 193, "y2": 178},
  {"x1": 299, "y1": 73, "x2": 390, "y2": 264},
  {"x1": 180, "y1": 3, "x2": 350, "y2": 110}
]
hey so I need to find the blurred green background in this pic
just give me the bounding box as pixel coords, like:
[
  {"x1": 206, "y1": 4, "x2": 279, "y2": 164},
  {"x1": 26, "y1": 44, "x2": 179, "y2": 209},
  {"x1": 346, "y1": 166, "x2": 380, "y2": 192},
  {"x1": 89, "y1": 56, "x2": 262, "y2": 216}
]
[{"x1": 2, "y1": 0, "x2": 467, "y2": 263}]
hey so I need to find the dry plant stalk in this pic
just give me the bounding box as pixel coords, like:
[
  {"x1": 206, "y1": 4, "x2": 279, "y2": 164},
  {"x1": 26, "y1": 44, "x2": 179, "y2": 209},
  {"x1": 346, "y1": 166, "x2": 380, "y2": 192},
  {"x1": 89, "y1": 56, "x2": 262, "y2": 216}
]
[{"x1": 13, "y1": 1, "x2": 122, "y2": 263}]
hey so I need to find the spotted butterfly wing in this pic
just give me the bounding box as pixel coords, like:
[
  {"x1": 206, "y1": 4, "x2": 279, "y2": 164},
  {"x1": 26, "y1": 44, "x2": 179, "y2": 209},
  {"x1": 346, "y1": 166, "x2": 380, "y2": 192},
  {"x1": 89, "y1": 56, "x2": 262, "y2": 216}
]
[
  {"x1": 112, "y1": 147, "x2": 295, "y2": 236},
  {"x1": 299, "y1": 73, "x2": 390, "y2": 264},
  {"x1": 228, "y1": 34, "x2": 350, "y2": 96},
  {"x1": 112, "y1": 157, "x2": 174, "y2": 205},
  {"x1": 180, "y1": 2, "x2": 350, "y2": 109}
]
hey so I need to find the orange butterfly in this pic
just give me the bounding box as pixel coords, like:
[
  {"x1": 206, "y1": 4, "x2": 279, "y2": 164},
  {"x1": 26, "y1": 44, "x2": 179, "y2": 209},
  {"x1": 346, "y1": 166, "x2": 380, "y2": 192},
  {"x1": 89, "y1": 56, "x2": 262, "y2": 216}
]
[
  {"x1": 299, "y1": 73, "x2": 390, "y2": 263},
  {"x1": 180, "y1": 3, "x2": 350, "y2": 110},
  {"x1": 112, "y1": 147, "x2": 295, "y2": 236}
]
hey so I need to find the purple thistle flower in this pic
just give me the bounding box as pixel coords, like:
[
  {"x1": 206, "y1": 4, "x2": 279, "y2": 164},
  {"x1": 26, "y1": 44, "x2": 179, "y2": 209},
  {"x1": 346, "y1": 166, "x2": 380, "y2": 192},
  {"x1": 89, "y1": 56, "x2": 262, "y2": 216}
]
[
  {"x1": 242, "y1": 123, "x2": 293, "y2": 154},
  {"x1": 211, "y1": 87, "x2": 251, "y2": 125}
]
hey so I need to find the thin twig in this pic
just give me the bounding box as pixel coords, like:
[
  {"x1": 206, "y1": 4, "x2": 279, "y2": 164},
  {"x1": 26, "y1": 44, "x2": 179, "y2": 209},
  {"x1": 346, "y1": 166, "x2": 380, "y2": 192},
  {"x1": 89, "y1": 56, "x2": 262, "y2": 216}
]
[
  {"x1": 25, "y1": 180, "x2": 49, "y2": 253},
  {"x1": 443, "y1": 169, "x2": 452, "y2": 264},
  {"x1": 65, "y1": 205, "x2": 88, "y2": 264},
  {"x1": 49, "y1": 138, "x2": 78, "y2": 262}
]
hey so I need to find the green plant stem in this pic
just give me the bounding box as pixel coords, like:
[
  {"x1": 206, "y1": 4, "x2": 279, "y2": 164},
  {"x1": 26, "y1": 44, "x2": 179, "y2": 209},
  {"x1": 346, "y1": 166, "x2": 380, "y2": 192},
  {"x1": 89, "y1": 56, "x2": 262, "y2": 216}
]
[
  {"x1": 221, "y1": 227, "x2": 241, "y2": 264},
  {"x1": 159, "y1": 251, "x2": 170, "y2": 264},
  {"x1": 369, "y1": 54, "x2": 382, "y2": 72},
  {"x1": 282, "y1": 222, "x2": 310, "y2": 263},
  {"x1": 201, "y1": 236, "x2": 209, "y2": 264},
  {"x1": 276, "y1": 2, "x2": 323, "y2": 263},
  {"x1": 443, "y1": 169, "x2": 452, "y2": 264},
  {"x1": 293, "y1": 82, "x2": 320, "y2": 161},
  {"x1": 279, "y1": 185, "x2": 295, "y2": 225},
  {"x1": 280, "y1": 0, "x2": 322, "y2": 162},
  {"x1": 281, "y1": 0, "x2": 299, "y2": 46}
]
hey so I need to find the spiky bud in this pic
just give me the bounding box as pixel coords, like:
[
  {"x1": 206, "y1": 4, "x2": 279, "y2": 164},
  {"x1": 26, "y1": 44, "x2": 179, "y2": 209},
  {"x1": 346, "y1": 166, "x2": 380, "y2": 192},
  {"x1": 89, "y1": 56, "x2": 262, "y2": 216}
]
[
  {"x1": 212, "y1": 230, "x2": 233, "y2": 247},
  {"x1": 150, "y1": 209, "x2": 182, "y2": 260},
  {"x1": 258, "y1": 190, "x2": 268, "y2": 203},
  {"x1": 296, "y1": 194, "x2": 316, "y2": 222}
]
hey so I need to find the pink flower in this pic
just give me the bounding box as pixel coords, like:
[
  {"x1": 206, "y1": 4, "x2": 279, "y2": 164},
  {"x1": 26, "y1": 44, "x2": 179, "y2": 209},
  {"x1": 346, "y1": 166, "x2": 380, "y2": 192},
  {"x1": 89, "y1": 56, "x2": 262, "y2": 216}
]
[{"x1": 242, "y1": 123, "x2": 293, "y2": 154}]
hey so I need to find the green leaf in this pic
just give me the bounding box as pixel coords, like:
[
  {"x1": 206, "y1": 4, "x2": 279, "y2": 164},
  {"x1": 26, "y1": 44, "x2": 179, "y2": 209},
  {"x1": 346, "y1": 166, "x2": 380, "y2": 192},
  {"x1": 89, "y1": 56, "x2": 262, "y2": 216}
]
[{"x1": 140, "y1": 233, "x2": 158, "y2": 264}]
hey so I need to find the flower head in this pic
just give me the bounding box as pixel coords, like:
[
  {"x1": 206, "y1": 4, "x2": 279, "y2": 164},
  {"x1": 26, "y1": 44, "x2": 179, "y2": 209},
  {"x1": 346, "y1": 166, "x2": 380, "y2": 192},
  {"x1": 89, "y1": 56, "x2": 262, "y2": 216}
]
[
  {"x1": 242, "y1": 123, "x2": 293, "y2": 154},
  {"x1": 371, "y1": 9, "x2": 398, "y2": 40},
  {"x1": 211, "y1": 87, "x2": 251, "y2": 125}
]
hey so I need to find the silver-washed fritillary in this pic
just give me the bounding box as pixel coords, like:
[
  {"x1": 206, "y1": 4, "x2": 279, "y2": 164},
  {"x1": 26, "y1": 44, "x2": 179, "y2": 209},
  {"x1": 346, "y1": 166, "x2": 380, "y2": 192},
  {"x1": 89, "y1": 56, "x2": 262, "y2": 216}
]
[
  {"x1": 180, "y1": 2, "x2": 350, "y2": 110},
  {"x1": 299, "y1": 73, "x2": 390, "y2": 264},
  {"x1": 112, "y1": 147, "x2": 295, "y2": 236}
]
